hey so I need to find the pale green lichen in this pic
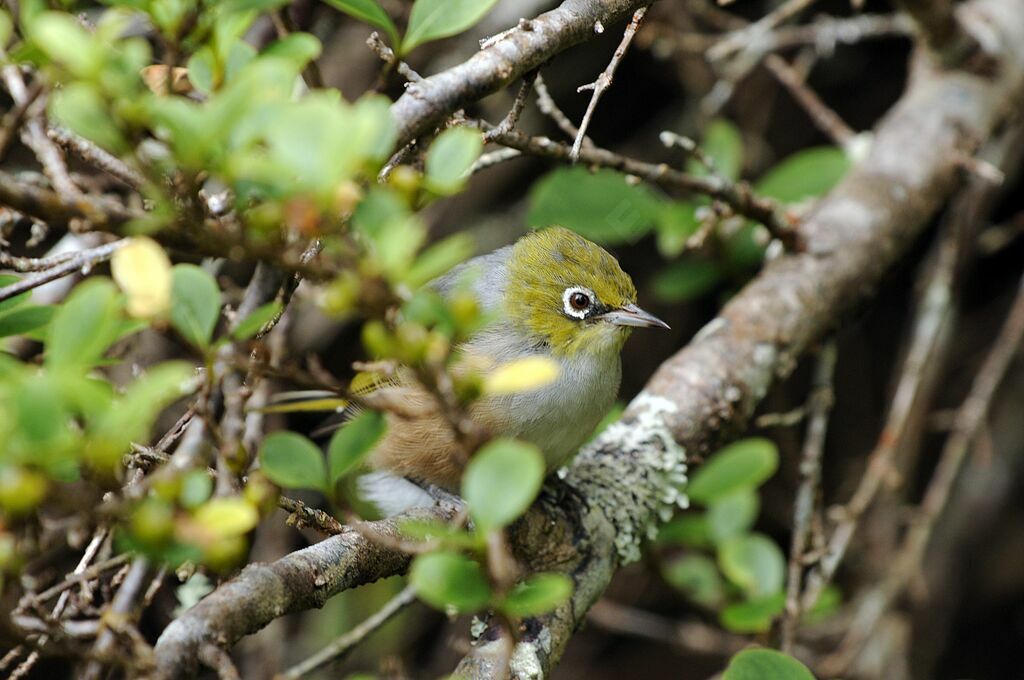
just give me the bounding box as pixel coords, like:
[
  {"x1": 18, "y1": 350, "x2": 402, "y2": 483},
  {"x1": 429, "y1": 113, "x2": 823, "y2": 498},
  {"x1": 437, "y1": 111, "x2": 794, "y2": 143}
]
[
  {"x1": 509, "y1": 639, "x2": 544, "y2": 680},
  {"x1": 567, "y1": 392, "x2": 688, "y2": 564}
]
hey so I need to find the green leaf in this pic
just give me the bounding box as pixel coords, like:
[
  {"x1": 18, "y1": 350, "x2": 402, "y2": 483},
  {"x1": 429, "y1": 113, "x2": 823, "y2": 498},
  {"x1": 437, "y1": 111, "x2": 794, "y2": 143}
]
[
  {"x1": 399, "y1": 518, "x2": 482, "y2": 550},
  {"x1": 403, "y1": 233, "x2": 476, "y2": 288},
  {"x1": 690, "y1": 119, "x2": 743, "y2": 181},
  {"x1": 402, "y1": 0, "x2": 499, "y2": 53},
  {"x1": 46, "y1": 278, "x2": 124, "y2": 369},
  {"x1": 651, "y1": 258, "x2": 722, "y2": 303},
  {"x1": 179, "y1": 470, "x2": 213, "y2": 509},
  {"x1": 756, "y1": 147, "x2": 849, "y2": 204},
  {"x1": 654, "y1": 202, "x2": 699, "y2": 258},
  {"x1": 50, "y1": 83, "x2": 126, "y2": 153},
  {"x1": 687, "y1": 438, "x2": 779, "y2": 505},
  {"x1": 500, "y1": 573, "x2": 573, "y2": 618},
  {"x1": 410, "y1": 550, "x2": 491, "y2": 613},
  {"x1": 259, "y1": 431, "x2": 327, "y2": 491},
  {"x1": 328, "y1": 410, "x2": 386, "y2": 486},
  {"x1": 262, "y1": 33, "x2": 322, "y2": 68},
  {"x1": 720, "y1": 594, "x2": 786, "y2": 633},
  {"x1": 0, "y1": 10, "x2": 12, "y2": 47},
  {"x1": 0, "y1": 305, "x2": 55, "y2": 337},
  {"x1": 707, "y1": 488, "x2": 759, "y2": 543},
  {"x1": 718, "y1": 532, "x2": 786, "y2": 598},
  {"x1": 662, "y1": 553, "x2": 725, "y2": 608},
  {"x1": 171, "y1": 265, "x2": 222, "y2": 348},
  {"x1": 656, "y1": 514, "x2": 712, "y2": 548},
  {"x1": 805, "y1": 584, "x2": 842, "y2": 623},
  {"x1": 723, "y1": 648, "x2": 816, "y2": 680},
  {"x1": 30, "y1": 11, "x2": 102, "y2": 77},
  {"x1": 231, "y1": 301, "x2": 282, "y2": 341},
  {"x1": 425, "y1": 127, "x2": 482, "y2": 195},
  {"x1": 462, "y1": 438, "x2": 545, "y2": 531},
  {"x1": 321, "y1": 0, "x2": 399, "y2": 47},
  {"x1": 528, "y1": 168, "x2": 665, "y2": 245},
  {"x1": 186, "y1": 45, "x2": 218, "y2": 95}
]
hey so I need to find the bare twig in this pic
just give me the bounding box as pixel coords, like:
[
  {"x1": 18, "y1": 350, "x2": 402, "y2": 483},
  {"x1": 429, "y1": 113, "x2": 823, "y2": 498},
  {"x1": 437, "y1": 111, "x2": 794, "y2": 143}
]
[
  {"x1": 533, "y1": 73, "x2": 584, "y2": 142},
  {"x1": 367, "y1": 31, "x2": 424, "y2": 83},
  {"x1": 708, "y1": 0, "x2": 821, "y2": 63},
  {"x1": 486, "y1": 128, "x2": 799, "y2": 248},
  {"x1": 471, "y1": 147, "x2": 523, "y2": 174},
  {"x1": 80, "y1": 557, "x2": 152, "y2": 680},
  {"x1": 48, "y1": 126, "x2": 146, "y2": 189},
  {"x1": 278, "y1": 585, "x2": 417, "y2": 679},
  {"x1": 764, "y1": 54, "x2": 857, "y2": 149},
  {"x1": 277, "y1": 495, "x2": 345, "y2": 535},
  {"x1": 0, "y1": 239, "x2": 125, "y2": 303},
  {"x1": 570, "y1": 7, "x2": 648, "y2": 160},
  {"x1": 1, "y1": 67, "x2": 81, "y2": 198},
  {"x1": 483, "y1": 71, "x2": 537, "y2": 142},
  {"x1": 781, "y1": 340, "x2": 836, "y2": 652},
  {"x1": 0, "y1": 79, "x2": 42, "y2": 161},
  {"x1": 824, "y1": 271, "x2": 1024, "y2": 674}
]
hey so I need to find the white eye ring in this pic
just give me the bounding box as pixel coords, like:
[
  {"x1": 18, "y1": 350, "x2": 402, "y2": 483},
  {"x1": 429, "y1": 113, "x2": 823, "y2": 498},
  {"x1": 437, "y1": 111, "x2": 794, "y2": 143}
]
[{"x1": 562, "y1": 286, "x2": 594, "y2": 319}]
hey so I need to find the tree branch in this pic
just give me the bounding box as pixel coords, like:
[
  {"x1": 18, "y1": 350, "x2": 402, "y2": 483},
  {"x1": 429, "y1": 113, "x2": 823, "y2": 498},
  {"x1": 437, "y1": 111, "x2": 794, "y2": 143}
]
[{"x1": 388, "y1": 0, "x2": 652, "y2": 149}]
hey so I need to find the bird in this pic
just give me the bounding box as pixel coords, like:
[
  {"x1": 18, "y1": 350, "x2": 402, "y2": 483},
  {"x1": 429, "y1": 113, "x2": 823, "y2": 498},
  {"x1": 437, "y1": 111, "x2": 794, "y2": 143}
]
[{"x1": 357, "y1": 226, "x2": 669, "y2": 515}]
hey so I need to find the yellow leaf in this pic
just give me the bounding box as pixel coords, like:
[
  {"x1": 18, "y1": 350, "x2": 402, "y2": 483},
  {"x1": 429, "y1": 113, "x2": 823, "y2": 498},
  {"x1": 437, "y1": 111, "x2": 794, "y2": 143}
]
[
  {"x1": 192, "y1": 498, "x2": 259, "y2": 538},
  {"x1": 484, "y1": 356, "x2": 560, "y2": 395},
  {"x1": 111, "y1": 237, "x2": 172, "y2": 319}
]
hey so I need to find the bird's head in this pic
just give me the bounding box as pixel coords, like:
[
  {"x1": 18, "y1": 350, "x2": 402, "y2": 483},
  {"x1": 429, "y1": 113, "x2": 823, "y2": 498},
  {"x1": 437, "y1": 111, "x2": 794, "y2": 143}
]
[{"x1": 505, "y1": 227, "x2": 668, "y2": 357}]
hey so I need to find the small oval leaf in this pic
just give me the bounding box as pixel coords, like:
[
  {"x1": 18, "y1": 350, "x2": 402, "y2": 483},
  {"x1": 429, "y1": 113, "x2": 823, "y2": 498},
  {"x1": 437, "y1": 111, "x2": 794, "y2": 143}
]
[
  {"x1": 402, "y1": 0, "x2": 499, "y2": 53},
  {"x1": 687, "y1": 438, "x2": 779, "y2": 505},
  {"x1": 723, "y1": 648, "x2": 816, "y2": 680},
  {"x1": 483, "y1": 356, "x2": 560, "y2": 395},
  {"x1": 171, "y1": 264, "x2": 222, "y2": 348},
  {"x1": 425, "y1": 127, "x2": 482, "y2": 195},
  {"x1": 462, "y1": 438, "x2": 545, "y2": 531},
  {"x1": 410, "y1": 550, "x2": 491, "y2": 613},
  {"x1": 328, "y1": 410, "x2": 387, "y2": 485},
  {"x1": 259, "y1": 431, "x2": 327, "y2": 492},
  {"x1": 500, "y1": 573, "x2": 573, "y2": 618},
  {"x1": 717, "y1": 532, "x2": 786, "y2": 598}
]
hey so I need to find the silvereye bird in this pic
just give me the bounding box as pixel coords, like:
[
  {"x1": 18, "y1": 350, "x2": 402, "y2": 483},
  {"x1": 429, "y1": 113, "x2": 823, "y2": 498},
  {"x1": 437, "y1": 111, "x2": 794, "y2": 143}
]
[{"x1": 359, "y1": 227, "x2": 668, "y2": 515}]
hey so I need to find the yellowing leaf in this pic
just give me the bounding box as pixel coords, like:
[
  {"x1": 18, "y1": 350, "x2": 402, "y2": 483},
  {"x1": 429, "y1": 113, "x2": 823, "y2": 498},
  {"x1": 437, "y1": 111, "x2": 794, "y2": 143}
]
[
  {"x1": 484, "y1": 356, "x2": 559, "y2": 395},
  {"x1": 111, "y1": 237, "x2": 172, "y2": 319},
  {"x1": 193, "y1": 498, "x2": 259, "y2": 537}
]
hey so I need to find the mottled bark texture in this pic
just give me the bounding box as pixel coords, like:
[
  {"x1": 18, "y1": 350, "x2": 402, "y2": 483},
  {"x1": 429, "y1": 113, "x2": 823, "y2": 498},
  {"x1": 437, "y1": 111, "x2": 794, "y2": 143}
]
[
  {"x1": 154, "y1": 0, "x2": 1024, "y2": 676},
  {"x1": 388, "y1": 0, "x2": 650, "y2": 148}
]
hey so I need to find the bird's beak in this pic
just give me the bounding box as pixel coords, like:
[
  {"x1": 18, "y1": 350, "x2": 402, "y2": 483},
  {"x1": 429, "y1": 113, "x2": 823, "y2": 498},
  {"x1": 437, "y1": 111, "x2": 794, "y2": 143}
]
[{"x1": 601, "y1": 303, "x2": 671, "y2": 330}]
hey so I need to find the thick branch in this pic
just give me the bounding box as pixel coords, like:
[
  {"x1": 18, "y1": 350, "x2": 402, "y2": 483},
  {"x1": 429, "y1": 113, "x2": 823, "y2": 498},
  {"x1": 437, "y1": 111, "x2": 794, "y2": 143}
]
[
  {"x1": 152, "y1": 505, "x2": 457, "y2": 679},
  {"x1": 388, "y1": 0, "x2": 650, "y2": 149}
]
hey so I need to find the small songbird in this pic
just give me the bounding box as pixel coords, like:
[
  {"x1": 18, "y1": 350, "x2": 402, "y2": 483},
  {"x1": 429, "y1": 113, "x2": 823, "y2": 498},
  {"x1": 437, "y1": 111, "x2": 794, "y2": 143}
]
[{"x1": 359, "y1": 227, "x2": 669, "y2": 514}]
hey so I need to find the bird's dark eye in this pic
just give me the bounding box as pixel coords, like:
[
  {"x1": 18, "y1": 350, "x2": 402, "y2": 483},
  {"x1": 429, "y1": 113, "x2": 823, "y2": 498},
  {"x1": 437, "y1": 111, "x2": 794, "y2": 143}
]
[{"x1": 569, "y1": 292, "x2": 590, "y2": 310}]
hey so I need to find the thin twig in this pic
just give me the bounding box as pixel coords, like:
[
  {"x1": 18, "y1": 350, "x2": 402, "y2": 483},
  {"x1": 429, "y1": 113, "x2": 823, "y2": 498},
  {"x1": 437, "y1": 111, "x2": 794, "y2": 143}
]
[
  {"x1": 80, "y1": 557, "x2": 151, "y2": 680},
  {"x1": 486, "y1": 127, "x2": 799, "y2": 248},
  {"x1": 47, "y1": 126, "x2": 146, "y2": 189},
  {"x1": 708, "y1": 0, "x2": 821, "y2": 62},
  {"x1": 0, "y1": 79, "x2": 42, "y2": 161},
  {"x1": 1, "y1": 66, "x2": 81, "y2": 198},
  {"x1": 0, "y1": 239, "x2": 125, "y2": 303},
  {"x1": 483, "y1": 71, "x2": 537, "y2": 143},
  {"x1": 571, "y1": 7, "x2": 648, "y2": 161},
  {"x1": 824, "y1": 271, "x2": 1024, "y2": 674},
  {"x1": 533, "y1": 73, "x2": 585, "y2": 143},
  {"x1": 277, "y1": 585, "x2": 417, "y2": 679},
  {"x1": 781, "y1": 340, "x2": 836, "y2": 652},
  {"x1": 367, "y1": 31, "x2": 424, "y2": 83},
  {"x1": 764, "y1": 54, "x2": 856, "y2": 149},
  {"x1": 471, "y1": 147, "x2": 523, "y2": 174},
  {"x1": 277, "y1": 495, "x2": 345, "y2": 535}
]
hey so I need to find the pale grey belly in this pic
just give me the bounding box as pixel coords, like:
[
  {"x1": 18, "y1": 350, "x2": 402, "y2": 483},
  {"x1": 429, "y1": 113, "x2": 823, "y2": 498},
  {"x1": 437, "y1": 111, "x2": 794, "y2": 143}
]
[{"x1": 488, "y1": 353, "x2": 621, "y2": 469}]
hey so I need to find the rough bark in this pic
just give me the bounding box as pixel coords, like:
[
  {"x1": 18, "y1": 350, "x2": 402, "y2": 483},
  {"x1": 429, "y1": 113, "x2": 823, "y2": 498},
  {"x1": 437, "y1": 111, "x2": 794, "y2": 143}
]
[
  {"x1": 388, "y1": 0, "x2": 650, "y2": 148},
  {"x1": 152, "y1": 0, "x2": 1024, "y2": 675}
]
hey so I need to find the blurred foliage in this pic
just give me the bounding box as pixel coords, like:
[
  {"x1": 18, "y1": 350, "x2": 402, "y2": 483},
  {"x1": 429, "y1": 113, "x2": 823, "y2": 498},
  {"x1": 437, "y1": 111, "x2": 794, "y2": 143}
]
[{"x1": 658, "y1": 438, "x2": 840, "y2": 634}]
